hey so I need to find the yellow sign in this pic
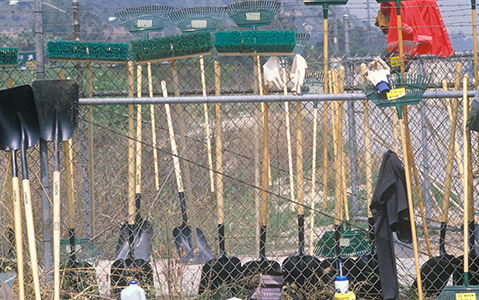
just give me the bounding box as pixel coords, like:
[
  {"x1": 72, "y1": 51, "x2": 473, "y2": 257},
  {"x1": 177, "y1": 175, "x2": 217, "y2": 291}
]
[
  {"x1": 387, "y1": 88, "x2": 406, "y2": 100},
  {"x1": 390, "y1": 56, "x2": 401, "y2": 67},
  {"x1": 456, "y1": 293, "x2": 476, "y2": 300}
]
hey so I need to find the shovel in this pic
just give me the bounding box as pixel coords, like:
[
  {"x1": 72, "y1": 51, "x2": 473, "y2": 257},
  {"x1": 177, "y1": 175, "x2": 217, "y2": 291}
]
[
  {"x1": 242, "y1": 57, "x2": 281, "y2": 289},
  {"x1": 282, "y1": 101, "x2": 323, "y2": 290},
  {"x1": 60, "y1": 138, "x2": 98, "y2": 297},
  {"x1": 161, "y1": 81, "x2": 213, "y2": 265},
  {"x1": 416, "y1": 79, "x2": 461, "y2": 296},
  {"x1": 0, "y1": 84, "x2": 41, "y2": 300},
  {"x1": 32, "y1": 79, "x2": 79, "y2": 300},
  {"x1": 110, "y1": 62, "x2": 153, "y2": 297},
  {"x1": 198, "y1": 61, "x2": 243, "y2": 296}
]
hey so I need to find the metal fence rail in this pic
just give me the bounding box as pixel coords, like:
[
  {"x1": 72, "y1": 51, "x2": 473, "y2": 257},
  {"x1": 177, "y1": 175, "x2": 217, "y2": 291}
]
[{"x1": 0, "y1": 53, "x2": 476, "y2": 299}]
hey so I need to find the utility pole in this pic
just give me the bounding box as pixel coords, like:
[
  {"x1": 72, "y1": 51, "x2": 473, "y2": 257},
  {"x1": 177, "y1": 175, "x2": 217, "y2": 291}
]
[
  {"x1": 367, "y1": 0, "x2": 372, "y2": 55},
  {"x1": 72, "y1": 0, "x2": 80, "y2": 41},
  {"x1": 34, "y1": 0, "x2": 44, "y2": 80},
  {"x1": 332, "y1": 6, "x2": 339, "y2": 55}
]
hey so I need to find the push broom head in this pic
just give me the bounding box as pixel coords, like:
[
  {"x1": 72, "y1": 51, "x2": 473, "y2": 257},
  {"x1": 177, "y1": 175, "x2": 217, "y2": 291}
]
[
  {"x1": 46, "y1": 41, "x2": 129, "y2": 62},
  {"x1": 294, "y1": 32, "x2": 310, "y2": 54},
  {"x1": 168, "y1": 6, "x2": 226, "y2": 33},
  {"x1": 226, "y1": 0, "x2": 280, "y2": 29},
  {"x1": 0, "y1": 47, "x2": 18, "y2": 65},
  {"x1": 115, "y1": 5, "x2": 173, "y2": 34}
]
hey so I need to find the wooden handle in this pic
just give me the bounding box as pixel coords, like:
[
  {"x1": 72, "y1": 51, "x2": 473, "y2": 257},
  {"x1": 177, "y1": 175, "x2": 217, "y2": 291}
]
[
  {"x1": 464, "y1": 74, "x2": 472, "y2": 275},
  {"x1": 162, "y1": 81, "x2": 184, "y2": 193},
  {"x1": 330, "y1": 70, "x2": 341, "y2": 226},
  {"x1": 53, "y1": 170, "x2": 61, "y2": 300},
  {"x1": 86, "y1": 62, "x2": 95, "y2": 236},
  {"x1": 200, "y1": 55, "x2": 215, "y2": 193},
  {"x1": 310, "y1": 103, "x2": 318, "y2": 256},
  {"x1": 63, "y1": 139, "x2": 75, "y2": 229},
  {"x1": 147, "y1": 63, "x2": 160, "y2": 190},
  {"x1": 127, "y1": 61, "x2": 136, "y2": 225},
  {"x1": 361, "y1": 63, "x2": 374, "y2": 218},
  {"x1": 136, "y1": 65, "x2": 142, "y2": 197},
  {"x1": 12, "y1": 176, "x2": 25, "y2": 300},
  {"x1": 337, "y1": 67, "x2": 349, "y2": 221},
  {"x1": 296, "y1": 101, "x2": 304, "y2": 215},
  {"x1": 283, "y1": 61, "x2": 295, "y2": 212},
  {"x1": 398, "y1": 119, "x2": 423, "y2": 300},
  {"x1": 440, "y1": 79, "x2": 459, "y2": 223},
  {"x1": 23, "y1": 179, "x2": 41, "y2": 300},
  {"x1": 214, "y1": 60, "x2": 224, "y2": 226}
]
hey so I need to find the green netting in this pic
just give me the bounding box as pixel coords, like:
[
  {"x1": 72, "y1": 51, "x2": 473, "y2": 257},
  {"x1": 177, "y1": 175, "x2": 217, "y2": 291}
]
[
  {"x1": 46, "y1": 41, "x2": 129, "y2": 62},
  {"x1": 0, "y1": 48, "x2": 18, "y2": 65},
  {"x1": 215, "y1": 30, "x2": 296, "y2": 53},
  {"x1": 358, "y1": 73, "x2": 431, "y2": 108},
  {"x1": 131, "y1": 31, "x2": 213, "y2": 62}
]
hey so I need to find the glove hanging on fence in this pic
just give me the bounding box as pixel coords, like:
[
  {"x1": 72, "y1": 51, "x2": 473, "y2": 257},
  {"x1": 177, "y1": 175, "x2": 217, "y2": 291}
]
[{"x1": 364, "y1": 57, "x2": 391, "y2": 96}]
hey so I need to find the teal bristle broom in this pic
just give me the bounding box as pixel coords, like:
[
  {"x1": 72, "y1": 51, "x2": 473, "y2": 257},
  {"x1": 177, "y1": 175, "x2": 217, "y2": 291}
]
[{"x1": 0, "y1": 48, "x2": 18, "y2": 65}]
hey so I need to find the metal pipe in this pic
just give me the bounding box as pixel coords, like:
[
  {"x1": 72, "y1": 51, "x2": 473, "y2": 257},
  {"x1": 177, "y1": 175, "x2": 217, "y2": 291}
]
[{"x1": 80, "y1": 90, "x2": 476, "y2": 105}]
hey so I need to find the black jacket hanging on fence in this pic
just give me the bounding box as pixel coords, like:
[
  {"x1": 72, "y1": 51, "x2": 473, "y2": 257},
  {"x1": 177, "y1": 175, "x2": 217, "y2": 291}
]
[{"x1": 369, "y1": 150, "x2": 412, "y2": 300}]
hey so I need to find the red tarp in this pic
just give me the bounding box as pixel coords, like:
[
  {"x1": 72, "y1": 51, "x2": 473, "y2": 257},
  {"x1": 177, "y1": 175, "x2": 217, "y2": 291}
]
[{"x1": 381, "y1": 0, "x2": 454, "y2": 57}]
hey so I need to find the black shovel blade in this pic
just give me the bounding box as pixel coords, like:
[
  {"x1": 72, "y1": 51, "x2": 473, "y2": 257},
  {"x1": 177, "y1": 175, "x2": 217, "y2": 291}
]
[
  {"x1": 415, "y1": 254, "x2": 459, "y2": 296},
  {"x1": 0, "y1": 85, "x2": 39, "y2": 151},
  {"x1": 282, "y1": 253, "x2": 322, "y2": 288},
  {"x1": 199, "y1": 254, "x2": 244, "y2": 295},
  {"x1": 467, "y1": 88, "x2": 479, "y2": 132},
  {"x1": 61, "y1": 260, "x2": 98, "y2": 298},
  {"x1": 173, "y1": 224, "x2": 213, "y2": 264},
  {"x1": 110, "y1": 258, "x2": 153, "y2": 298},
  {"x1": 115, "y1": 219, "x2": 152, "y2": 261},
  {"x1": 31, "y1": 80, "x2": 79, "y2": 142}
]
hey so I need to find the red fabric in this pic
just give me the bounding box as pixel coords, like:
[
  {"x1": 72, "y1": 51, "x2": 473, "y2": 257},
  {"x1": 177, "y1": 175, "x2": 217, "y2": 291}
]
[{"x1": 381, "y1": 0, "x2": 454, "y2": 57}]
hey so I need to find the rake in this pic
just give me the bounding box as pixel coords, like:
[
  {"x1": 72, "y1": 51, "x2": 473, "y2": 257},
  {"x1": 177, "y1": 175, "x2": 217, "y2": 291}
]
[
  {"x1": 115, "y1": 5, "x2": 173, "y2": 39},
  {"x1": 226, "y1": 0, "x2": 280, "y2": 30},
  {"x1": 168, "y1": 6, "x2": 226, "y2": 33},
  {"x1": 294, "y1": 32, "x2": 310, "y2": 55}
]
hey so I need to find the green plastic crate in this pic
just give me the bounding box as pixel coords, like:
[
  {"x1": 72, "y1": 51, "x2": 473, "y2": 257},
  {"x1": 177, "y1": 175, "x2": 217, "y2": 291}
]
[
  {"x1": 60, "y1": 238, "x2": 102, "y2": 265},
  {"x1": 46, "y1": 41, "x2": 129, "y2": 62},
  {"x1": 0, "y1": 48, "x2": 18, "y2": 65},
  {"x1": 314, "y1": 225, "x2": 370, "y2": 258}
]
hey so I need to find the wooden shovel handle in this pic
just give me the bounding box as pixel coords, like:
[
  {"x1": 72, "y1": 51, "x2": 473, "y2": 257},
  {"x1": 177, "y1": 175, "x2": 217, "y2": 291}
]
[
  {"x1": 63, "y1": 139, "x2": 75, "y2": 230},
  {"x1": 53, "y1": 169, "x2": 61, "y2": 300},
  {"x1": 12, "y1": 174, "x2": 25, "y2": 300},
  {"x1": 360, "y1": 63, "x2": 373, "y2": 218},
  {"x1": 135, "y1": 65, "x2": 142, "y2": 198},
  {"x1": 200, "y1": 55, "x2": 215, "y2": 193},
  {"x1": 214, "y1": 61, "x2": 224, "y2": 226},
  {"x1": 162, "y1": 81, "x2": 184, "y2": 194},
  {"x1": 127, "y1": 61, "x2": 136, "y2": 225},
  {"x1": 463, "y1": 74, "x2": 472, "y2": 275},
  {"x1": 147, "y1": 63, "x2": 160, "y2": 191}
]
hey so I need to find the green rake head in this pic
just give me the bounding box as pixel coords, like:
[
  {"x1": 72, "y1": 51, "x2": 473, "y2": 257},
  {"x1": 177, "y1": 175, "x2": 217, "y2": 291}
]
[
  {"x1": 0, "y1": 48, "x2": 18, "y2": 65},
  {"x1": 226, "y1": 0, "x2": 281, "y2": 29},
  {"x1": 358, "y1": 72, "x2": 431, "y2": 117},
  {"x1": 436, "y1": 285, "x2": 479, "y2": 300},
  {"x1": 168, "y1": 6, "x2": 226, "y2": 33},
  {"x1": 384, "y1": 40, "x2": 419, "y2": 73},
  {"x1": 115, "y1": 5, "x2": 173, "y2": 35},
  {"x1": 46, "y1": 41, "x2": 129, "y2": 62},
  {"x1": 294, "y1": 32, "x2": 310, "y2": 54}
]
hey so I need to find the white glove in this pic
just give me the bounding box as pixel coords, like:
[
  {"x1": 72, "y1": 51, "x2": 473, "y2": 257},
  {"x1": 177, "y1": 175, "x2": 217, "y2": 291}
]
[
  {"x1": 365, "y1": 57, "x2": 390, "y2": 92},
  {"x1": 263, "y1": 56, "x2": 284, "y2": 91}
]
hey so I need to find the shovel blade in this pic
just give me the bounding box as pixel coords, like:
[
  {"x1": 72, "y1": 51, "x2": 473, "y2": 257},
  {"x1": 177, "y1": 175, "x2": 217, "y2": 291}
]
[
  {"x1": 114, "y1": 219, "x2": 152, "y2": 261},
  {"x1": 199, "y1": 254, "x2": 243, "y2": 294},
  {"x1": 32, "y1": 80, "x2": 79, "y2": 142},
  {"x1": 173, "y1": 225, "x2": 213, "y2": 264},
  {"x1": 282, "y1": 254, "x2": 322, "y2": 288},
  {"x1": 0, "y1": 85, "x2": 39, "y2": 151}
]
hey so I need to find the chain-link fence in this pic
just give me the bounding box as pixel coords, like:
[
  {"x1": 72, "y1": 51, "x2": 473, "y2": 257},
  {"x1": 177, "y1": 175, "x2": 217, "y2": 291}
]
[{"x1": 0, "y1": 52, "x2": 477, "y2": 299}]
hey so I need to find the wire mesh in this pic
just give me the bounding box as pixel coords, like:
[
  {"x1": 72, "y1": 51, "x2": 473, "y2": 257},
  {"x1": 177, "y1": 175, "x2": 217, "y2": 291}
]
[{"x1": 0, "y1": 53, "x2": 476, "y2": 299}]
